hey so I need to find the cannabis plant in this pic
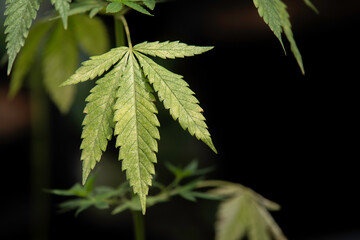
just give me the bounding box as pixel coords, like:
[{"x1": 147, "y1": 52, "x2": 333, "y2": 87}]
[{"x1": 2, "y1": 0, "x2": 318, "y2": 239}]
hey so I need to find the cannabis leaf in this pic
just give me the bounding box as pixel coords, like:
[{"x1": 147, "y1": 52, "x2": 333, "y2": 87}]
[
  {"x1": 4, "y1": 0, "x2": 40, "y2": 75},
  {"x1": 43, "y1": 21, "x2": 77, "y2": 113},
  {"x1": 304, "y1": 0, "x2": 319, "y2": 14},
  {"x1": 50, "y1": 176, "x2": 129, "y2": 216},
  {"x1": 80, "y1": 49, "x2": 128, "y2": 184},
  {"x1": 106, "y1": 0, "x2": 155, "y2": 15},
  {"x1": 252, "y1": 0, "x2": 284, "y2": 50},
  {"x1": 143, "y1": 0, "x2": 155, "y2": 10},
  {"x1": 113, "y1": 52, "x2": 160, "y2": 213},
  {"x1": 210, "y1": 183, "x2": 286, "y2": 240},
  {"x1": 135, "y1": 51, "x2": 216, "y2": 152},
  {"x1": 72, "y1": 14, "x2": 110, "y2": 55},
  {"x1": 106, "y1": 2, "x2": 124, "y2": 13},
  {"x1": 64, "y1": 0, "x2": 104, "y2": 18},
  {"x1": 134, "y1": 41, "x2": 213, "y2": 59},
  {"x1": 51, "y1": 0, "x2": 71, "y2": 29},
  {"x1": 253, "y1": 0, "x2": 304, "y2": 74},
  {"x1": 62, "y1": 41, "x2": 216, "y2": 214},
  {"x1": 61, "y1": 47, "x2": 127, "y2": 86},
  {"x1": 9, "y1": 15, "x2": 110, "y2": 113},
  {"x1": 8, "y1": 21, "x2": 53, "y2": 98}
]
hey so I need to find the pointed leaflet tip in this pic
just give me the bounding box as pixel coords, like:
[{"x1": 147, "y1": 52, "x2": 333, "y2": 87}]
[
  {"x1": 209, "y1": 141, "x2": 218, "y2": 154},
  {"x1": 7, "y1": 57, "x2": 14, "y2": 76},
  {"x1": 82, "y1": 161, "x2": 91, "y2": 185},
  {"x1": 139, "y1": 194, "x2": 147, "y2": 215},
  {"x1": 304, "y1": 0, "x2": 319, "y2": 14}
]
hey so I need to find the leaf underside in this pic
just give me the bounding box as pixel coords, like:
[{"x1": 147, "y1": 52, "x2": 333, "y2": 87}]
[
  {"x1": 212, "y1": 184, "x2": 287, "y2": 240},
  {"x1": 43, "y1": 21, "x2": 77, "y2": 114},
  {"x1": 64, "y1": 41, "x2": 216, "y2": 214}
]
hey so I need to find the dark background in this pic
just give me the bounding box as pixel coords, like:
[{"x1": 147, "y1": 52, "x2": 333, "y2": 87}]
[{"x1": 1, "y1": 0, "x2": 359, "y2": 239}]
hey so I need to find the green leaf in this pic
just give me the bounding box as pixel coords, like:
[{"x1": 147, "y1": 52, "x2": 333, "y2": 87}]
[
  {"x1": 123, "y1": 1, "x2": 153, "y2": 16},
  {"x1": 143, "y1": 0, "x2": 155, "y2": 10},
  {"x1": 135, "y1": 51, "x2": 217, "y2": 153},
  {"x1": 71, "y1": 15, "x2": 110, "y2": 56},
  {"x1": 47, "y1": 174, "x2": 96, "y2": 197},
  {"x1": 4, "y1": 0, "x2": 40, "y2": 75},
  {"x1": 211, "y1": 184, "x2": 286, "y2": 240},
  {"x1": 253, "y1": 0, "x2": 285, "y2": 51},
  {"x1": 165, "y1": 159, "x2": 214, "y2": 181},
  {"x1": 106, "y1": 2, "x2": 123, "y2": 13},
  {"x1": 61, "y1": 47, "x2": 128, "y2": 86},
  {"x1": 134, "y1": 41, "x2": 213, "y2": 59},
  {"x1": 253, "y1": 0, "x2": 305, "y2": 74},
  {"x1": 81, "y1": 54, "x2": 129, "y2": 184},
  {"x1": 51, "y1": 0, "x2": 71, "y2": 29},
  {"x1": 48, "y1": 183, "x2": 86, "y2": 197},
  {"x1": 112, "y1": 192, "x2": 169, "y2": 215},
  {"x1": 113, "y1": 53, "x2": 160, "y2": 214},
  {"x1": 59, "y1": 198, "x2": 94, "y2": 216},
  {"x1": 276, "y1": 0, "x2": 305, "y2": 74},
  {"x1": 63, "y1": 41, "x2": 216, "y2": 214},
  {"x1": 304, "y1": 0, "x2": 319, "y2": 14},
  {"x1": 67, "y1": 1, "x2": 104, "y2": 17},
  {"x1": 42, "y1": 21, "x2": 77, "y2": 113},
  {"x1": 9, "y1": 21, "x2": 53, "y2": 98},
  {"x1": 89, "y1": 6, "x2": 103, "y2": 18}
]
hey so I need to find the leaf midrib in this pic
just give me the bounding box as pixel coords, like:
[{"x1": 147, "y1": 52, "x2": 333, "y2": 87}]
[{"x1": 129, "y1": 54, "x2": 144, "y2": 196}]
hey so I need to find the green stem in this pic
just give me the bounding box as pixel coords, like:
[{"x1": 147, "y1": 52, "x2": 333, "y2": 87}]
[
  {"x1": 29, "y1": 65, "x2": 51, "y2": 240},
  {"x1": 114, "y1": 15, "x2": 126, "y2": 47},
  {"x1": 196, "y1": 180, "x2": 232, "y2": 188},
  {"x1": 132, "y1": 210, "x2": 146, "y2": 240},
  {"x1": 118, "y1": 15, "x2": 133, "y2": 49}
]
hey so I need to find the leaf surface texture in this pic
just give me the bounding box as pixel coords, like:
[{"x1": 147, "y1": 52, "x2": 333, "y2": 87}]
[
  {"x1": 113, "y1": 53, "x2": 160, "y2": 214},
  {"x1": 253, "y1": 0, "x2": 305, "y2": 73},
  {"x1": 135, "y1": 51, "x2": 216, "y2": 153},
  {"x1": 61, "y1": 47, "x2": 128, "y2": 86},
  {"x1": 134, "y1": 41, "x2": 213, "y2": 59},
  {"x1": 81, "y1": 55, "x2": 129, "y2": 184},
  {"x1": 4, "y1": 0, "x2": 40, "y2": 74},
  {"x1": 63, "y1": 41, "x2": 215, "y2": 213}
]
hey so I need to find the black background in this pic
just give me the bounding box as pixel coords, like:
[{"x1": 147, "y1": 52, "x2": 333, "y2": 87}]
[{"x1": 1, "y1": 0, "x2": 360, "y2": 239}]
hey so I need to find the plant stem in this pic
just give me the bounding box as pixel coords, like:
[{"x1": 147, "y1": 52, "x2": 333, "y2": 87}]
[
  {"x1": 132, "y1": 210, "x2": 146, "y2": 240},
  {"x1": 114, "y1": 15, "x2": 126, "y2": 47},
  {"x1": 29, "y1": 65, "x2": 51, "y2": 240},
  {"x1": 118, "y1": 15, "x2": 132, "y2": 49}
]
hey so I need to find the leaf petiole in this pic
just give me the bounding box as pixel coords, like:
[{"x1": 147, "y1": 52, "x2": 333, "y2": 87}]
[{"x1": 118, "y1": 14, "x2": 133, "y2": 49}]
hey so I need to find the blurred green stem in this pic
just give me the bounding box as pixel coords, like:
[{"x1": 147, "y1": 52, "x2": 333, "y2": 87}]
[
  {"x1": 132, "y1": 210, "x2": 146, "y2": 240},
  {"x1": 114, "y1": 15, "x2": 125, "y2": 47},
  {"x1": 118, "y1": 14, "x2": 132, "y2": 49},
  {"x1": 29, "y1": 65, "x2": 51, "y2": 240}
]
